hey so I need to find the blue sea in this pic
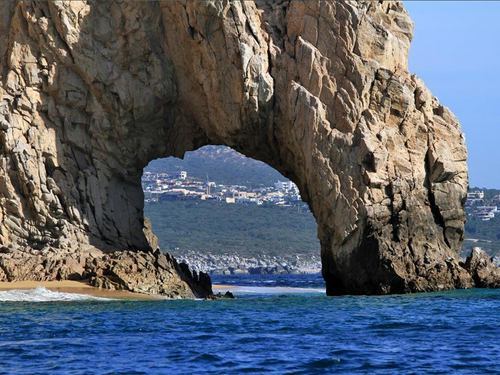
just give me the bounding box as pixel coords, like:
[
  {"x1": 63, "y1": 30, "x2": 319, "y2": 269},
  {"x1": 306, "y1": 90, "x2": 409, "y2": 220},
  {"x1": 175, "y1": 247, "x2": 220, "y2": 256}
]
[{"x1": 0, "y1": 274, "x2": 498, "y2": 374}]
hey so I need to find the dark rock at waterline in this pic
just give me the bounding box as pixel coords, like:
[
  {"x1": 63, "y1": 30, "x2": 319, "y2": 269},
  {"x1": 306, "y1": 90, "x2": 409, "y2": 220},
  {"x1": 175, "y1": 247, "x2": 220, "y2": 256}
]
[
  {"x1": 176, "y1": 259, "x2": 213, "y2": 298},
  {"x1": 210, "y1": 291, "x2": 235, "y2": 300}
]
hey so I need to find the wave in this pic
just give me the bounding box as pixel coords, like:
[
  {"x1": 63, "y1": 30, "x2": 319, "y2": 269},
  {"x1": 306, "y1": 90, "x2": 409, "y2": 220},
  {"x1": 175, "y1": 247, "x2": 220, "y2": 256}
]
[{"x1": 0, "y1": 287, "x2": 112, "y2": 302}]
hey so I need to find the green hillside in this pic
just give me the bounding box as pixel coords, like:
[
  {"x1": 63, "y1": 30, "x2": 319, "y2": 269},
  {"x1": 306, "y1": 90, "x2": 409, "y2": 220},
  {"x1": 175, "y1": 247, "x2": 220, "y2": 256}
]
[
  {"x1": 144, "y1": 200, "x2": 320, "y2": 257},
  {"x1": 464, "y1": 187, "x2": 500, "y2": 257}
]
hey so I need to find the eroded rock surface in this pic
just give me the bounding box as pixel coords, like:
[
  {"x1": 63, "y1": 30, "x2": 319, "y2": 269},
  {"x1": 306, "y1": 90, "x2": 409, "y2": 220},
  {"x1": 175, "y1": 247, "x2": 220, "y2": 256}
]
[
  {"x1": 0, "y1": 0, "x2": 494, "y2": 295},
  {"x1": 0, "y1": 245, "x2": 212, "y2": 298},
  {"x1": 463, "y1": 248, "x2": 500, "y2": 289}
]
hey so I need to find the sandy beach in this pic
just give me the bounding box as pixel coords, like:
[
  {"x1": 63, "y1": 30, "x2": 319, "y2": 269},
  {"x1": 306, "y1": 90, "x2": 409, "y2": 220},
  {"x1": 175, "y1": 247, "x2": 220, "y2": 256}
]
[{"x1": 0, "y1": 280, "x2": 163, "y2": 300}]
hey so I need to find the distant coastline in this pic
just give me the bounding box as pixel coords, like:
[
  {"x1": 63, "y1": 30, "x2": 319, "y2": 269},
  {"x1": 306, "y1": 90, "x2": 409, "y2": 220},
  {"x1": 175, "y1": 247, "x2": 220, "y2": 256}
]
[{"x1": 175, "y1": 251, "x2": 321, "y2": 276}]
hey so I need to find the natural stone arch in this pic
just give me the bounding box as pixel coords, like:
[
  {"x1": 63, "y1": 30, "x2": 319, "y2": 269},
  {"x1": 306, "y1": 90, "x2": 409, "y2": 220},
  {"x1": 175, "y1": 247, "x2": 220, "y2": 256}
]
[{"x1": 0, "y1": 0, "x2": 473, "y2": 295}]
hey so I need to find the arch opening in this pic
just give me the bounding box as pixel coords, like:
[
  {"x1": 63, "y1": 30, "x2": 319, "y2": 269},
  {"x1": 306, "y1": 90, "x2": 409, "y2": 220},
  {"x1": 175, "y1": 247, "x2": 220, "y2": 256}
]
[{"x1": 141, "y1": 145, "x2": 322, "y2": 277}]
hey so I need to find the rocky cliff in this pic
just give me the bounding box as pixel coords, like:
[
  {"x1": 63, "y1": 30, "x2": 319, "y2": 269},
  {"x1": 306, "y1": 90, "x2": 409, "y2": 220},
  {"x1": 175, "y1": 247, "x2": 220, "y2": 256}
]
[{"x1": 0, "y1": 0, "x2": 496, "y2": 296}]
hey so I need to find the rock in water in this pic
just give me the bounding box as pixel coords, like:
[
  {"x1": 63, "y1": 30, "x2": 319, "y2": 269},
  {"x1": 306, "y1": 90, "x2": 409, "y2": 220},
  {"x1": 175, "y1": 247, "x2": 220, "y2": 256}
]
[
  {"x1": 0, "y1": 0, "x2": 492, "y2": 295},
  {"x1": 464, "y1": 248, "x2": 500, "y2": 289}
]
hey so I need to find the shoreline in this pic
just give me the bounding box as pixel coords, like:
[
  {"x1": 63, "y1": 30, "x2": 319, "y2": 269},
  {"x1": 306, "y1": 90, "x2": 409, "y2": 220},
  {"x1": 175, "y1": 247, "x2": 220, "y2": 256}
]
[
  {"x1": 0, "y1": 281, "x2": 326, "y2": 300},
  {"x1": 0, "y1": 280, "x2": 164, "y2": 300},
  {"x1": 0, "y1": 281, "x2": 243, "y2": 300}
]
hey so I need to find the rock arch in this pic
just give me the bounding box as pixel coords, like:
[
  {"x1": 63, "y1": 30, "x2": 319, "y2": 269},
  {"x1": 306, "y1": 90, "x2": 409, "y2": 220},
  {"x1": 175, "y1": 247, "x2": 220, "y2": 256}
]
[{"x1": 0, "y1": 0, "x2": 472, "y2": 295}]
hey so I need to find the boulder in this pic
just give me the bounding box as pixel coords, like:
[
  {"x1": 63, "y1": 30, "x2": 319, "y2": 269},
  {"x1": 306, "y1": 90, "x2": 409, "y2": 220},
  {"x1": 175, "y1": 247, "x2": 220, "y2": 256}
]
[{"x1": 464, "y1": 248, "x2": 500, "y2": 288}]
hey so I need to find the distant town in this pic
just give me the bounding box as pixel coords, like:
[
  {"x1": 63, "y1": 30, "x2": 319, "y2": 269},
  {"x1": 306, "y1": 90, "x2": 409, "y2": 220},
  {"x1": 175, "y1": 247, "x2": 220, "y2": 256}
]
[
  {"x1": 143, "y1": 174, "x2": 500, "y2": 220},
  {"x1": 142, "y1": 170, "x2": 307, "y2": 208},
  {"x1": 466, "y1": 190, "x2": 500, "y2": 221}
]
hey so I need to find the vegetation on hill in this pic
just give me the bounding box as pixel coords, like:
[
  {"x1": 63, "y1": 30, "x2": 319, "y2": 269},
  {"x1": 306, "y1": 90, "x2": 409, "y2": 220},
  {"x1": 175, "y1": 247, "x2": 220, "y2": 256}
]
[
  {"x1": 463, "y1": 187, "x2": 500, "y2": 258},
  {"x1": 144, "y1": 200, "x2": 320, "y2": 258},
  {"x1": 464, "y1": 216, "x2": 500, "y2": 258},
  {"x1": 146, "y1": 146, "x2": 286, "y2": 187}
]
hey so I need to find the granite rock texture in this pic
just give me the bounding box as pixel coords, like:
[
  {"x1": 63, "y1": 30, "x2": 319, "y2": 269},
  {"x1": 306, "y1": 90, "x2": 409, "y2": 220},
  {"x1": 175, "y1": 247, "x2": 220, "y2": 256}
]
[
  {"x1": 0, "y1": 0, "x2": 490, "y2": 295},
  {"x1": 463, "y1": 248, "x2": 500, "y2": 289},
  {"x1": 0, "y1": 245, "x2": 212, "y2": 298}
]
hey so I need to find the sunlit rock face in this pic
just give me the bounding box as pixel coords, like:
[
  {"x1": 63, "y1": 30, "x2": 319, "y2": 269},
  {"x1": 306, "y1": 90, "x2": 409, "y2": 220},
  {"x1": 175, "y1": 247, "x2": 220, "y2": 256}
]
[{"x1": 0, "y1": 0, "x2": 474, "y2": 295}]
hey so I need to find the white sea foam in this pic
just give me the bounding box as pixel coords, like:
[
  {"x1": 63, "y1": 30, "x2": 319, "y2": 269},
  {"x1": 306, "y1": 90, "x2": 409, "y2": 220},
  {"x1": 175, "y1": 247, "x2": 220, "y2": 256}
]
[{"x1": 0, "y1": 287, "x2": 112, "y2": 302}]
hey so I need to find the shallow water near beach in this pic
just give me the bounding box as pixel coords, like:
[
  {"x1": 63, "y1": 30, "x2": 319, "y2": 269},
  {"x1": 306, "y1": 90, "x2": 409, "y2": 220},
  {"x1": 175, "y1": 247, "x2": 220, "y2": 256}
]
[{"x1": 0, "y1": 275, "x2": 498, "y2": 374}]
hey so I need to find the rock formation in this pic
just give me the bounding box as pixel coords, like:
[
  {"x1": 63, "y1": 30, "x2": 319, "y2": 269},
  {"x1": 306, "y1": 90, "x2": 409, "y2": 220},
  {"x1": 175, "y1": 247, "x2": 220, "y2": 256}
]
[
  {"x1": 463, "y1": 248, "x2": 500, "y2": 288},
  {"x1": 0, "y1": 245, "x2": 212, "y2": 298},
  {"x1": 0, "y1": 0, "x2": 494, "y2": 295}
]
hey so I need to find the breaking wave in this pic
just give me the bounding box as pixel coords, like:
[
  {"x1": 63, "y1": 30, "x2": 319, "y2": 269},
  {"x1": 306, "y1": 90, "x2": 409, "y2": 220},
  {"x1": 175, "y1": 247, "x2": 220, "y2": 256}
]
[{"x1": 0, "y1": 287, "x2": 112, "y2": 302}]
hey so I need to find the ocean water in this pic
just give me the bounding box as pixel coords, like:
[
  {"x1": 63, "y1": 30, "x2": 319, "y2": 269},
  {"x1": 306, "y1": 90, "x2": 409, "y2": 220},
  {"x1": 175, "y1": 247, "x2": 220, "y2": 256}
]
[{"x1": 0, "y1": 275, "x2": 498, "y2": 374}]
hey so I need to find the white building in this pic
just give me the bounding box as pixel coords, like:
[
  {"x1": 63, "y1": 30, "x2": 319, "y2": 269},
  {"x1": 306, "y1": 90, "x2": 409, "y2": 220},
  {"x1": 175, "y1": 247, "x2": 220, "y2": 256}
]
[
  {"x1": 206, "y1": 181, "x2": 215, "y2": 194},
  {"x1": 467, "y1": 191, "x2": 484, "y2": 200},
  {"x1": 475, "y1": 206, "x2": 498, "y2": 221},
  {"x1": 274, "y1": 180, "x2": 296, "y2": 191}
]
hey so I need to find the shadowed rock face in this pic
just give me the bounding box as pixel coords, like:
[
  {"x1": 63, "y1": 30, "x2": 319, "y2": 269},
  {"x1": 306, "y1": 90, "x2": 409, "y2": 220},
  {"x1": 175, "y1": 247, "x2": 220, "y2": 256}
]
[{"x1": 0, "y1": 0, "x2": 475, "y2": 295}]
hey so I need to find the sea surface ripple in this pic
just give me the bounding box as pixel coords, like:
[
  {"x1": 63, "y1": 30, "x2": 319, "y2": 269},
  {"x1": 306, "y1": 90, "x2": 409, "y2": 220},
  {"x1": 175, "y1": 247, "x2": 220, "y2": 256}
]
[{"x1": 0, "y1": 275, "x2": 498, "y2": 374}]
